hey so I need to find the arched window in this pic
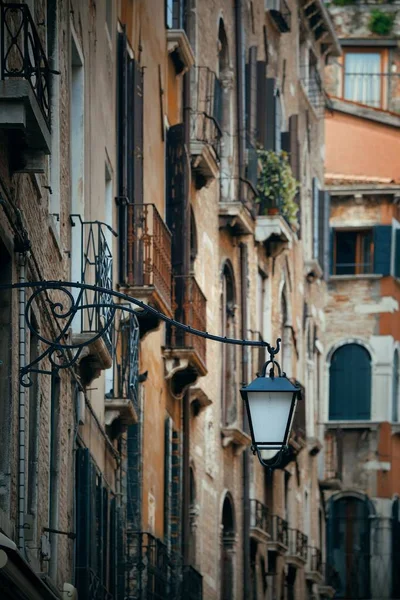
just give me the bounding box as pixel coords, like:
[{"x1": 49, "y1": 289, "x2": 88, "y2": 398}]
[
  {"x1": 221, "y1": 494, "x2": 236, "y2": 600},
  {"x1": 329, "y1": 344, "x2": 371, "y2": 420},
  {"x1": 327, "y1": 495, "x2": 371, "y2": 598},
  {"x1": 221, "y1": 262, "x2": 236, "y2": 425},
  {"x1": 392, "y1": 351, "x2": 399, "y2": 422}
]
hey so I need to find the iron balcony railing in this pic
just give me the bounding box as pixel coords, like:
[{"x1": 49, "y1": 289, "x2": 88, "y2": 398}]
[
  {"x1": 127, "y1": 531, "x2": 183, "y2": 600},
  {"x1": 123, "y1": 203, "x2": 172, "y2": 314},
  {"x1": 301, "y1": 66, "x2": 330, "y2": 115},
  {"x1": 1, "y1": 2, "x2": 51, "y2": 127},
  {"x1": 288, "y1": 528, "x2": 308, "y2": 562},
  {"x1": 307, "y1": 546, "x2": 322, "y2": 574},
  {"x1": 76, "y1": 567, "x2": 114, "y2": 600},
  {"x1": 182, "y1": 565, "x2": 203, "y2": 600},
  {"x1": 266, "y1": 0, "x2": 291, "y2": 33},
  {"x1": 108, "y1": 311, "x2": 140, "y2": 414},
  {"x1": 167, "y1": 275, "x2": 207, "y2": 369},
  {"x1": 191, "y1": 66, "x2": 222, "y2": 159},
  {"x1": 70, "y1": 215, "x2": 115, "y2": 351},
  {"x1": 250, "y1": 499, "x2": 269, "y2": 534},
  {"x1": 343, "y1": 72, "x2": 400, "y2": 114},
  {"x1": 269, "y1": 514, "x2": 288, "y2": 547}
]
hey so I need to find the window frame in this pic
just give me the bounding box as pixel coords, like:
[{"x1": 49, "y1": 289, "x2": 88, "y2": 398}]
[
  {"x1": 341, "y1": 47, "x2": 388, "y2": 110},
  {"x1": 333, "y1": 227, "x2": 374, "y2": 276}
]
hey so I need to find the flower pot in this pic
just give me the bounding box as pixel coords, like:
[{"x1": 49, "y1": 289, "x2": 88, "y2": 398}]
[{"x1": 267, "y1": 207, "x2": 279, "y2": 216}]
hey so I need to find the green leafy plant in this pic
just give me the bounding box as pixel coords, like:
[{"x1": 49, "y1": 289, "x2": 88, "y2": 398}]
[
  {"x1": 331, "y1": 0, "x2": 356, "y2": 6},
  {"x1": 368, "y1": 10, "x2": 395, "y2": 36},
  {"x1": 256, "y1": 150, "x2": 299, "y2": 226}
]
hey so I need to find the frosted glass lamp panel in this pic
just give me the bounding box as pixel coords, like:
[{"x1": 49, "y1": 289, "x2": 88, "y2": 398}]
[{"x1": 247, "y1": 391, "x2": 293, "y2": 444}]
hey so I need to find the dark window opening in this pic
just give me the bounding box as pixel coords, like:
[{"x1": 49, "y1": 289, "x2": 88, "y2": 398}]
[
  {"x1": 334, "y1": 229, "x2": 373, "y2": 275},
  {"x1": 329, "y1": 344, "x2": 371, "y2": 421}
]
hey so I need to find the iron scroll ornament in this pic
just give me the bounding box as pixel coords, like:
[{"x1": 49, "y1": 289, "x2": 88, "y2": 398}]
[{"x1": 0, "y1": 280, "x2": 281, "y2": 387}]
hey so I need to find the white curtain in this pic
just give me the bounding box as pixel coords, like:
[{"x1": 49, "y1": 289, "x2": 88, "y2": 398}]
[{"x1": 344, "y1": 52, "x2": 381, "y2": 107}]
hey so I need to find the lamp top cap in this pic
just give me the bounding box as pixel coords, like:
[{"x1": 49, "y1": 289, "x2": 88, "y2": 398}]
[{"x1": 240, "y1": 373, "x2": 301, "y2": 394}]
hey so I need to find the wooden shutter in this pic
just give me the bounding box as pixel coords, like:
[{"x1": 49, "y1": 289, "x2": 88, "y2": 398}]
[
  {"x1": 127, "y1": 423, "x2": 142, "y2": 528},
  {"x1": 246, "y1": 46, "x2": 257, "y2": 148},
  {"x1": 164, "y1": 417, "x2": 172, "y2": 548},
  {"x1": 166, "y1": 123, "x2": 187, "y2": 273},
  {"x1": 281, "y1": 130, "x2": 290, "y2": 153},
  {"x1": 289, "y1": 115, "x2": 300, "y2": 179},
  {"x1": 117, "y1": 30, "x2": 128, "y2": 197},
  {"x1": 171, "y1": 429, "x2": 181, "y2": 554},
  {"x1": 133, "y1": 60, "x2": 144, "y2": 206},
  {"x1": 76, "y1": 448, "x2": 97, "y2": 595},
  {"x1": 265, "y1": 78, "x2": 276, "y2": 151},
  {"x1": 373, "y1": 225, "x2": 392, "y2": 275},
  {"x1": 329, "y1": 344, "x2": 371, "y2": 420},
  {"x1": 256, "y1": 61, "x2": 267, "y2": 147},
  {"x1": 318, "y1": 190, "x2": 330, "y2": 278},
  {"x1": 312, "y1": 178, "x2": 319, "y2": 260},
  {"x1": 395, "y1": 229, "x2": 400, "y2": 278}
]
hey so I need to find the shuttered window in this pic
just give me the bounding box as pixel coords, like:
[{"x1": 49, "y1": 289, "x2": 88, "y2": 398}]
[
  {"x1": 245, "y1": 46, "x2": 257, "y2": 148},
  {"x1": 164, "y1": 417, "x2": 172, "y2": 549},
  {"x1": 332, "y1": 225, "x2": 392, "y2": 276},
  {"x1": 312, "y1": 178, "x2": 320, "y2": 260},
  {"x1": 265, "y1": 78, "x2": 281, "y2": 151},
  {"x1": 329, "y1": 344, "x2": 371, "y2": 420},
  {"x1": 373, "y1": 225, "x2": 391, "y2": 276},
  {"x1": 256, "y1": 61, "x2": 267, "y2": 147},
  {"x1": 395, "y1": 229, "x2": 400, "y2": 279}
]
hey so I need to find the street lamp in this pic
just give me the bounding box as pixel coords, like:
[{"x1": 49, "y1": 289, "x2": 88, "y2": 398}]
[{"x1": 240, "y1": 338, "x2": 301, "y2": 468}]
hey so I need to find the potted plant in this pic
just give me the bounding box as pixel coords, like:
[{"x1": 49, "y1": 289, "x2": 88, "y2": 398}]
[{"x1": 256, "y1": 150, "x2": 299, "y2": 227}]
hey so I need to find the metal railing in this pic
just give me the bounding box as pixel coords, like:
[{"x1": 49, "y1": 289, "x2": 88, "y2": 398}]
[
  {"x1": 343, "y1": 72, "x2": 400, "y2": 114},
  {"x1": 1, "y1": 2, "x2": 51, "y2": 127},
  {"x1": 168, "y1": 275, "x2": 207, "y2": 368},
  {"x1": 124, "y1": 203, "x2": 172, "y2": 313},
  {"x1": 182, "y1": 565, "x2": 203, "y2": 600},
  {"x1": 127, "y1": 531, "x2": 183, "y2": 600},
  {"x1": 191, "y1": 66, "x2": 222, "y2": 159},
  {"x1": 71, "y1": 216, "x2": 115, "y2": 351},
  {"x1": 307, "y1": 546, "x2": 322, "y2": 574},
  {"x1": 250, "y1": 499, "x2": 269, "y2": 534},
  {"x1": 108, "y1": 311, "x2": 139, "y2": 413},
  {"x1": 288, "y1": 528, "x2": 308, "y2": 561},
  {"x1": 334, "y1": 261, "x2": 373, "y2": 276},
  {"x1": 269, "y1": 514, "x2": 288, "y2": 547},
  {"x1": 301, "y1": 66, "x2": 330, "y2": 115},
  {"x1": 75, "y1": 567, "x2": 114, "y2": 600}
]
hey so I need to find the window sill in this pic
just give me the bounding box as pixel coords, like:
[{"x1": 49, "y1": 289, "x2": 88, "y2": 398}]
[
  {"x1": 325, "y1": 421, "x2": 378, "y2": 430},
  {"x1": 329, "y1": 274, "x2": 382, "y2": 281}
]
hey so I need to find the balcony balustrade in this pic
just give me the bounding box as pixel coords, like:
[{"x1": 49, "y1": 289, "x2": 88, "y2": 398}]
[
  {"x1": 105, "y1": 311, "x2": 140, "y2": 428},
  {"x1": 267, "y1": 514, "x2": 288, "y2": 554},
  {"x1": 119, "y1": 202, "x2": 172, "y2": 334},
  {"x1": 164, "y1": 274, "x2": 207, "y2": 394},
  {"x1": 287, "y1": 528, "x2": 308, "y2": 568},
  {"x1": 0, "y1": 2, "x2": 51, "y2": 170},
  {"x1": 127, "y1": 531, "x2": 188, "y2": 600},
  {"x1": 306, "y1": 546, "x2": 323, "y2": 584},
  {"x1": 250, "y1": 499, "x2": 269, "y2": 544},
  {"x1": 191, "y1": 66, "x2": 222, "y2": 183}
]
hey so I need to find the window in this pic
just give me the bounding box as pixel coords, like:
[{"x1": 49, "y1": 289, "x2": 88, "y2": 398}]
[
  {"x1": 165, "y1": 0, "x2": 183, "y2": 29},
  {"x1": 265, "y1": 79, "x2": 282, "y2": 152},
  {"x1": 343, "y1": 51, "x2": 382, "y2": 108},
  {"x1": 332, "y1": 225, "x2": 393, "y2": 276},
  {"x1": 334, "y1": 229, "x2": 373, "y2": 275},
  {"x1": 329, "y1": 344, "x2": 371, "y2": 420},
  {"x1": 221, "y1": 262, "x2": 237, "y2": 425}
]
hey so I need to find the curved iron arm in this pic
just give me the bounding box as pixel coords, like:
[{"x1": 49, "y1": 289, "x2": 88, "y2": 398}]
[
  {"x1": 251, "y1": 445, "x2": 290, "y2": 470},
  {"x1": 0, "y1": 281, "x2": 279, "y2": 386}
]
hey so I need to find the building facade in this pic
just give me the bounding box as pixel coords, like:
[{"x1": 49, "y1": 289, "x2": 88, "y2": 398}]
[
  {"x1": 0, "y1": 1, "x2": 340, "y2": 599},
  {"x1": 323, "y1": 2, "x2": 400, "y2": 599}
]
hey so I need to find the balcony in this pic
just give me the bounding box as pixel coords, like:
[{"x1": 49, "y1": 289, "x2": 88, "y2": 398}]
[
  {"x1": 255, "y1": 197, "x2": 294, "y2": 253},
  {"x1": 118, "y1": 203, "x2": 173, "y2": 337},
  {"x1": 164, "y1": 275, "x2": 207, "y2": 396},
  {"x1": 301, "y1": 65, "x2": 330, "y2": 117},
  {"x1": 0, "y1": 3, "x2": 51, "y2": 172},
  {"x1": 182, "y1": 565, "x2": 203, "y2": 600},
  {"x1": 306, "y1": 546, "x2": 323, "y2": 584},
  {"x1": 265, "y1": 0, "x2": 291, "y2": 33},
  {"x1": 105, "y1": 312, "x2": 140, "y2": 429},
  {"x1": 70, "y1": 217, "x2": 114, "y2": 385},
  {"x1": 286, "y1": 529, "x2": 308, "y2": 569},
  {"x1": 127, "y1": 531, "x2": 183, "y2": 600},
  {"x1": 250, "y1": 499, "x2": 270, "y2": 545},
  {"x1": 267, "y1": 515, "x2": 288, "y2": 554},
  {"x1": 190, "y1": 67, "x2": 222, "y2": 186}
]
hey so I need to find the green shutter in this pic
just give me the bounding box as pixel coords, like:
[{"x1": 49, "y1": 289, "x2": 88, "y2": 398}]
[
  {"x1": 265, "y1": 78, "x2": 276, "y2": 151},
  {"x1": 329, "y1": 344, "x2": 371, "y2": 420},
  {"x1": 395, "y1": 229, "x2": 400, "y2": 278},
  {"x1": 373, "y1": 225, "x2": 392, "y2": 275}
]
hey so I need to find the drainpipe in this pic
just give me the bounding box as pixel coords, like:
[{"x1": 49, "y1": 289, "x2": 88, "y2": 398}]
[
  {"x1": 235, "y1": 0, "x2": 245, "y2": 202},
  {"x1": 182, "y1": 390, "x2": 190, "y2": 565},
  {"x1": 18, "y1": 253, "x2": 27, "y2": 553},
  {"x1": 240, "y1": 242, "x2": 251, "y2": 599}
]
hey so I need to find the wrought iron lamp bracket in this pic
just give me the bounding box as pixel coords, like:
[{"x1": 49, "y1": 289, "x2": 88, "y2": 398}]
[{"x1": 1, "y1": 281, "x2": 273, "y2": 387}]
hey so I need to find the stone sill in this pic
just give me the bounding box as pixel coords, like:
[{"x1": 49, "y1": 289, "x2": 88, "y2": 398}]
[
  {"x1": 325, "y1": 421, "x2": 379, "y2": 430},
  {"x1": 255, "y1": 214, "x2": 293, "y2": 246},
  {"x1": 329, "y1": 274, "x2": 382, "y2": 281},
  {"x1": 167, "y1": 29, "x2": 195, "y2": 74},
  {"x1": 221, "y1": 426, "x2": 252, "y2": 455}
]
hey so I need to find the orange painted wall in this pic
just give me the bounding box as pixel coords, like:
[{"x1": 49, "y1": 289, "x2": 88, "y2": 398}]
[{"x1": 325, "y1": 110, "x2": 400, "y2": 182}]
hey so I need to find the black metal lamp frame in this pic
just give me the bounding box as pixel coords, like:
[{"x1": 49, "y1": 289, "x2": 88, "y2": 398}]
[{"x1": 1, "y1": 280, "x2": 298, "y2": 468}]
